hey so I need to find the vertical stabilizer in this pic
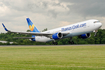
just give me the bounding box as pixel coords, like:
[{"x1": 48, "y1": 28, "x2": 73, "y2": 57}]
[{"x1": 26, "y1": 18, "x2": 40, "y2": 32}]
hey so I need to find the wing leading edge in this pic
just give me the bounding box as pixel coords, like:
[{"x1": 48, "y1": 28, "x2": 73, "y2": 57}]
[{"x1": 2, "y1": 23, "x2": 53, "y2": 36}]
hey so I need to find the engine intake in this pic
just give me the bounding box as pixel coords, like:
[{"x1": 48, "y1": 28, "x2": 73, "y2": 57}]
[{"x1": 52, "y1": 32, "x2": 63, "y2": 40}]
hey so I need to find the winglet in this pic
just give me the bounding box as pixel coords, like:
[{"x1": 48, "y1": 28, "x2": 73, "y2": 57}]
[{"x1": 2, "y1": 23, "x2": 9, "y2": 31}]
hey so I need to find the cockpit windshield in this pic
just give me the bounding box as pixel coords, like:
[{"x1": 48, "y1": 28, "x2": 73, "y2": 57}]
[{"x1": 94, "y1": 21, "x2": 100, "y2": 23}]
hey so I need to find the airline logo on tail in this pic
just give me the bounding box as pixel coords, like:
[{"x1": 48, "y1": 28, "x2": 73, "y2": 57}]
[{"x1": 29, "y1": 25, "x2": 35, "y2": 31}]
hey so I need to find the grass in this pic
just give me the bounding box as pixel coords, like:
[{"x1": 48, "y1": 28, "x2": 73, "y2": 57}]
[{"x1": 0, "y1": 45, "x2": 105, "y2": 70}]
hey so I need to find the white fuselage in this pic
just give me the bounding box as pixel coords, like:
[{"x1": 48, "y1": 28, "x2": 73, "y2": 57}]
[{"x1": 35, "y1": 19, "x2": 102, "y2": 42}]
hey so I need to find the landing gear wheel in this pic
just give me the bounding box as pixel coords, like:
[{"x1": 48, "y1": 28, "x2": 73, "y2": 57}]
[
  {"x1": 55, "y1": 42, "x2": 58, "y2": 45},
  {"x1": 68, "y1": 41, "x2": 74, "y2": 44},
  {"x1": 71, "y1": 41, "x2": 74, "y2": 44},
  {"x1": 52, "y1": 42, "x2": 58, "y2": 45}
]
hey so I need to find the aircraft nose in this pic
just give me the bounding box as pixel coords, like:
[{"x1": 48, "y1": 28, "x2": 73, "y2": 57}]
[
  {"x1": 97, "y1": 22, "x2": 102, "y2": 29},
  {"x1": 99, "y1": 22, "x2": 102, "y2": 27}
]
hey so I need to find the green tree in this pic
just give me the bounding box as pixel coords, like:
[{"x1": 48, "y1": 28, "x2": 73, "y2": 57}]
[{"x1": 42, "y1": 28, "x2": 47, "y2": 32}]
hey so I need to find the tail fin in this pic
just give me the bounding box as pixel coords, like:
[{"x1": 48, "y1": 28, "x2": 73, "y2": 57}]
[{"x1": 26, "y1": 18, "x2": 40, "y2": 32}]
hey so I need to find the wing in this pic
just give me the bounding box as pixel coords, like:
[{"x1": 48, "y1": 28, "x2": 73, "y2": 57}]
[
  {"x1": 2, "y1": 23, "x2": 53, "y2": 36},
  {"x1": 2, "y1": 23, "x2": 69, "y2": 37},
  {"x1": 13, "y1": 37, "x2": 35, "y2": 39}
]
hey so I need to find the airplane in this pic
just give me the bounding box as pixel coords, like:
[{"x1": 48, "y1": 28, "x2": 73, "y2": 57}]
[{"x1": 2, "y1": 18, "x2": 102, "y2": 45}]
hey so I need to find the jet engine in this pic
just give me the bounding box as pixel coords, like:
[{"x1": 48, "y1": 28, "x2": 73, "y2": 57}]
[
  {"x1": 78, "y1": 33, "x2": 91, "y2": 39},
  {"x1": 52, "y1": 32, "x2": 63, "y2": 40}
]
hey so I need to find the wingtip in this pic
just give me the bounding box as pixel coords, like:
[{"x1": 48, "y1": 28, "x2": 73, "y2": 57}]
[
  {"x1": 2, "y1": 23, "x2": 9, "y2": 31},
  {"x1": 2, "y1": 23, "x2": 4, "y2": 26}
]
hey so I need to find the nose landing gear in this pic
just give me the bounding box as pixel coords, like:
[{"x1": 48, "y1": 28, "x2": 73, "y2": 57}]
[
  {"x1": 68, "y1": 37, "x2": 74, "y2": 44},
  {"x1": 94, "y1": 30, "x2": 98, "y2": 37}
]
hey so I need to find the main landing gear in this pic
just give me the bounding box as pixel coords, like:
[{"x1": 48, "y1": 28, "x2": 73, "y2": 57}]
[
  {"x1": 52, "y1": 40, "x2": 58, "y2": 45},
  {"x1": 68, "y1": 37, "x2": 74, "y2": 44},
  {"x1": 52, "y1": 37, "x2": 74, "y2": 45}
]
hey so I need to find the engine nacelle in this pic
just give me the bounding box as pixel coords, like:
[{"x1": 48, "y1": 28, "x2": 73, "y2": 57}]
[
  {"x1": 52, "y1": 32, "x2": 63, "y2": 40},
  {"x1": 78, "y1": 33, "x2": 91, "y2": 39},
  {"x1": 31, "y1": 35, "x2": 35, "y2": 41}
]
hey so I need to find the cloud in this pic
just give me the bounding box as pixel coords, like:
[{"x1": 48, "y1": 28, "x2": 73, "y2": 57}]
[
  {"x1": 60, "y1": 0, "x2": 105, "y2": 17},
  {"x1": 0, "y1": 0, "x2": 105, "y2": 33},
  {"x1": 1, "y1": 0, "x2": 71, "y2": 18},
  {"x1": 59, "y1": 0, "x2": 105, "y2": 29},
  {"x1": 59, "y1": 21, "x2": 73, "y2": 27},
  {"x1": 0, "y1": 0, "x2": 73, "y2": 33}
]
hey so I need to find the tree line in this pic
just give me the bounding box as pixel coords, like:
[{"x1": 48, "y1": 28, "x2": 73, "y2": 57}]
[{"x1": 0, "y1": 29, "x2": 105, "y2": 45}]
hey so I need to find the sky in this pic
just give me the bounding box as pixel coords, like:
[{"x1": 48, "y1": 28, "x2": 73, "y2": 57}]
[{"x1": 0, "y1": 0, "x2": 105, "y2": 33}]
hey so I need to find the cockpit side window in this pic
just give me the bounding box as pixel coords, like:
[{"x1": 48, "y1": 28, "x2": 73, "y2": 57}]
[{"x1": 94, "y1": 21, "x2": 100, "y2": 23}]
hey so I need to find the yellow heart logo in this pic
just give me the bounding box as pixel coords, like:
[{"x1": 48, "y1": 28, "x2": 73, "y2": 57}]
[{"x1": 29, "y1": 25, "x2": 34, "y2": 31}]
